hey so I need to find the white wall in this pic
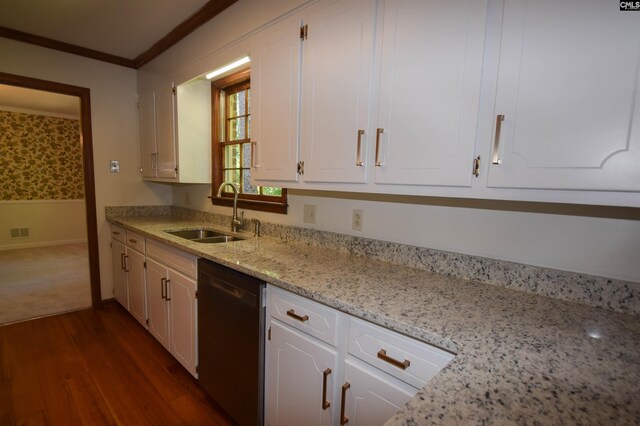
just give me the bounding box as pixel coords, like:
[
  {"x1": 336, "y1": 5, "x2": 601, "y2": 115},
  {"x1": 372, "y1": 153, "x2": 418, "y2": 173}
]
[
  {"x1": 173, "y1": 185, "x2": 640, "y2": 282},
  {"x1": 0, "y1": 201, "x2": 87, "y2": 249},
  {"x1": 0, "y1": 38, "x2": 172, "y2": 299}
]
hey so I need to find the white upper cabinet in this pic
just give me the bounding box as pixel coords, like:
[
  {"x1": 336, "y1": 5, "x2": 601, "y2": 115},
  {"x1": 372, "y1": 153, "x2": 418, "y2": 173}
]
[
  {"x1": 139, "y1": 91, "x2": 157, "y2": 179},
  {"x1": 488, "y1": 0, "x2": 640, "y2": 191},
  {"x1": 251, "y1": 16, "x2": 302, "y2": 183},
  {"x1": 139, "y1": 79, "x2": 211, "y2": 183},
  {"x1": 373, "y1": 0, "x2": 488, "y2": 187},
  {"x1": 299, "y1": 0, "x2": 376, "y2": 183},
  {"x1": 139, "y1": 83, "x2": 177, "y2": 180}
]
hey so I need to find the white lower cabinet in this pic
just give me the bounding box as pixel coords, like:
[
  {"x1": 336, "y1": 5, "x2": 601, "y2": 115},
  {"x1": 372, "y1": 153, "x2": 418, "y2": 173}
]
[
  {"x1": 109, "y1": 227, "x2": 198, "y2": 378},
  {"x1": 267, "y1": 320, "x2": 338, "y2": 426},
  {"x1": 146, "y1": 241, "x2": 198, "y2": 378},
  {"x1": 110, "y1": 238, "x2": 129, "y2": 310},
  {"x1": 342, "y1": 359, "x2": 415, "y2": 426},
  {"x1": 265, "y1": 286, "x2": 454, "y2": 426},
  {"x1": 126, "y1": 248, "x2": 147, "y2": 327},
  {"x1": 110, "y1": 226, "x2": 146, "y2": 326}
]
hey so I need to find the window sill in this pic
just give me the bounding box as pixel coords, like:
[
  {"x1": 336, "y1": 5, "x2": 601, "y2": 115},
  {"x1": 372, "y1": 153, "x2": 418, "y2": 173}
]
[{"x1": 210, "y1": 196, "x2": 288, "y2": 214}]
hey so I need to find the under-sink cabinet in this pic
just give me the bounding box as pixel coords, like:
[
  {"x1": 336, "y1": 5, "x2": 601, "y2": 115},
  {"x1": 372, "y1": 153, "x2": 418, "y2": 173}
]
[
  {"x1": 265, "y1": 286, "x2": 454, "y2": 425},
  {"x1": 146, "y1": 240, "x2": 198, "y2": 377},
  {"x1": 109, "y1": 226, "x2": 198, "y2": 378}
]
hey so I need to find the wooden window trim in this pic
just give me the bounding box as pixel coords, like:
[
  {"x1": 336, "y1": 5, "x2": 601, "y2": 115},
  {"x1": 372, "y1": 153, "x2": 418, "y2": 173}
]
[{"x1": 210, "y1": 69, "x2": 288, "y2": 214}]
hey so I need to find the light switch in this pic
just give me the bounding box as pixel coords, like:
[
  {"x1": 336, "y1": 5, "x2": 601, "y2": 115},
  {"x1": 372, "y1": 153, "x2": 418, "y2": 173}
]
[{"x1": 110, "y1": 160, "x2": 120, "y2": 173}]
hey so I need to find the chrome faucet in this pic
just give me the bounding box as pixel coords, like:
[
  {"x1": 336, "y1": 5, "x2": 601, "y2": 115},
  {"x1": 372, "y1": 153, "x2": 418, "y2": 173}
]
[{"x1": 216, "y1": 181, "x2": 242, "y2": 232}]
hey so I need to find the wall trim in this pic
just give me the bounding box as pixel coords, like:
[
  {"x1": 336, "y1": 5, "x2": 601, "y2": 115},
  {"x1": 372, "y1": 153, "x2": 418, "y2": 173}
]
[
  {"x1": 0, "y1": 239, "x2": 87, "y2": 251},
  {"x1": 0, "y1": 199, "x2": 85, "y2": 205},
  {"x1": 0, "y1": 105, "x2": 79, "y2": 120}
]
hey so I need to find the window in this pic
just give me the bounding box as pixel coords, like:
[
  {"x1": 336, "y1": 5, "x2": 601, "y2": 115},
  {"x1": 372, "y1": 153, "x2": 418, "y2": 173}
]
[{"x1": 210, "y1": 69, "x2": 287, "y2": 214}]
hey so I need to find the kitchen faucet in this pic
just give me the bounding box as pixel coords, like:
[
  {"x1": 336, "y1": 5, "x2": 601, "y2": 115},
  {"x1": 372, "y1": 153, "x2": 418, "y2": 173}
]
[{"x1": 216, "y1": 181, "x2": 241, "y2": 232}]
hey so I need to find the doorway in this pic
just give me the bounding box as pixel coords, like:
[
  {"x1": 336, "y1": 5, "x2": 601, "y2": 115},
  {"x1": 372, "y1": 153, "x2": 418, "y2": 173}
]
[{"x1": 0, "y1": 72, "x2": 101, "y2": 323}]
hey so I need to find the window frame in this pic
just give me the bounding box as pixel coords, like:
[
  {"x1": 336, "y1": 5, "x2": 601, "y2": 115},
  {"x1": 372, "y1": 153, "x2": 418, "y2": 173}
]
[{"x1": 210, "y1": 69, "x2": 288, "y2": 214}]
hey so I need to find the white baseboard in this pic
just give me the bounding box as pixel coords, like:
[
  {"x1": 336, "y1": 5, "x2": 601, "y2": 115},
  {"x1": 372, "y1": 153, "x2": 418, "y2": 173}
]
[{"x1": 0, "y1": 239, "x2": 87, "y2": 251}]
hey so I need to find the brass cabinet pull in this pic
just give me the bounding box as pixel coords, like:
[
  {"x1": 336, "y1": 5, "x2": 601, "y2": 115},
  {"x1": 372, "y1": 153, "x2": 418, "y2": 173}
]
[
  {"x1": 492, "y1": 114, "x2": 505, "y2": 165},
  {"x1": 112, "y1": 231, "x2": 120, "y2": 236},
  {"x1": 377, "y1": 349, "x2": 410, "y2": 370},
  {"x1": 165, "y1": 279, "x2": 171, "y2": 301},
  {"x1": 160, "y1": 278, "x2": 166, "y2": 300},
  {"x1": 123, "y1": 255, "x2": 130, "y2": 272},
  {"x1": 251, "y1": 141, "x2": 258, "y2": 168},
  {"x1": 286, "y1": 309, "x2": 309, "y2": 322},
  {"x1": 356, "y1": 130, "x2": 364, "y2": 166},
  {"x1": 128, "y1": 238, "x2": 137, "y2": 244},
  {"x1": 374, "y1": 128, "x2": 384, "y2": 166},
  {"x1": 322, "y1": 368, "x2": 331, "y2": 410},
  {"x1": 340, "y1": 382, "x2": 350, "y2": 425},
  {"x1": 120, "y1": 253, "x2": 126, "y2": 270}
]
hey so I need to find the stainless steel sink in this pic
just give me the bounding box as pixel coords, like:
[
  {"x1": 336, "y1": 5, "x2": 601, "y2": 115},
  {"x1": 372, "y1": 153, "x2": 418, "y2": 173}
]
[{"x1": 164, "y1": 229, "x2": 244, "y2": 243}]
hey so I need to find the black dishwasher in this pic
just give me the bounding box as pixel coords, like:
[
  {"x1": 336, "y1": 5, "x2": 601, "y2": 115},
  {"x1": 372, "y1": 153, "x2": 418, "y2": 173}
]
[{"x1": 197, "y1": 259, "x2": 265, "y2": 426}]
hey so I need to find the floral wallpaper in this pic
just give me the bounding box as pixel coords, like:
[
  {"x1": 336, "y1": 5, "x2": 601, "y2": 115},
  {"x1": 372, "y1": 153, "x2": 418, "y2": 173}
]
[{"x1": 0, "y1": 110, "x2": 84, "y2": 200}]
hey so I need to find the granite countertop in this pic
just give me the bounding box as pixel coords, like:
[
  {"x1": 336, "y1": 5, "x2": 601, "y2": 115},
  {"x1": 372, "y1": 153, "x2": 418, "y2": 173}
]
[{"x1": 107, "y1": 213, "x2": 640, "y2": 424}]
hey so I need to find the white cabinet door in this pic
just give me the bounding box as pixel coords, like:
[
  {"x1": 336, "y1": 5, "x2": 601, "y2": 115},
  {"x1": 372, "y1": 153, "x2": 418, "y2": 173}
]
[
  {"x1": 138, "y1": 91, "x2": 157, "y2": 179},
  {"x1": 299, "y1": 0, "x2": 376, "y2": 183},
  {"x1": 342, "y1": 359, "x2": 415, "y2": 426},
  {"x1": 488, "y1": 0, "x2": 640, "y2": 191},
  {"x1": 251, "y1": 17, "x2": 301, "y2": 183},
  {"x1": 167, "y1": 269, "x2": 197, "y2": 377},
  {"x1": 110, "y1": 240, "x2": 128, "y2": 310},
  {"x1": 266, "y1": 320, "x2": 337, "y2": 426},
  {"x1": 374, "y1": 0, "x2": 488, "y2": 187},
  {"x1": 146, "y1": 258, "x2": 169, "y2": 350},
  {"x1": 126, "y1": 248, "x2": 147, "y2": 327},
  {"x1": 155, "y1": 84, "x2": 177, "y2": 179}
]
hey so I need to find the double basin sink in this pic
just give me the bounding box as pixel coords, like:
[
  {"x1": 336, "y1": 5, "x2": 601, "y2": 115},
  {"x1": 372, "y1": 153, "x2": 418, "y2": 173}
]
[{"x1": 165, "y1": 228, "x2": 245, "y2": 244}]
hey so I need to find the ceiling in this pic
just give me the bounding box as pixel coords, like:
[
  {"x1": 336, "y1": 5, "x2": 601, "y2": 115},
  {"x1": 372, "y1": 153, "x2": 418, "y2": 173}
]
[
  {"x1": 0, "y1": 0, "x2": 236, "y2": 68},
  {"x1": 0, "y1": 84, "x2": 79, "y2": 117}
]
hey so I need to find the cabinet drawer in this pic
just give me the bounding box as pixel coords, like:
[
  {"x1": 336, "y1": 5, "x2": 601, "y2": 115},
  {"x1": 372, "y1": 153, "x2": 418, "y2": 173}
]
[
  {"x1": 348, "y1": 318, "x2": 454, "y2": 389},
  {"x1": 110, "y1": 225, "x2": 125, "y2": 243},
  {"x1": 270, "y1": 287, "x2": 339, "y2": 347},
  {"x1": 125, "y1": 231, "x2": 146, "y2": 252},
  {"x1": 146, "y1": 239, "x2": 197, "y2": 279}
]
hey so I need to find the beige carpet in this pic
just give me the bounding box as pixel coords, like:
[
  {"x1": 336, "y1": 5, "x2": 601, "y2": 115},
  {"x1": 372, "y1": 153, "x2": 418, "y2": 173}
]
[{"x1": 0, "y1": 243, "x2": 92, "y2": 325}]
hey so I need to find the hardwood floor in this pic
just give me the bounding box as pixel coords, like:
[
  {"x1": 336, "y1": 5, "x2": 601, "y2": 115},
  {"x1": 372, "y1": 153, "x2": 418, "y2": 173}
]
[{"x1": 0, "y1": 302, "x2": 235, "y2": 425}]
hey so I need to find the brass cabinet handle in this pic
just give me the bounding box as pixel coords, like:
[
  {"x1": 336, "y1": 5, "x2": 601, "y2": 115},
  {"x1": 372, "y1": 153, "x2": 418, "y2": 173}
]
[
  {"x1": 374, "y1": 128, "x2": 384, "y2": 166},
  {"x1": 160, "y1": 278, "x2": 166, "y2": 300},
  {"x1": 377, "y1": 349, "x2": 410, "y2": 370},
  {"x1": 356, "y1": 130, "x2": 364, "y2": 166},
  {"x1": 165, "y1": 279, "x2": 171, "y2": 301},
  {"x1": 492, "y1": 114, "x2": 505, "y2": 165},
  {"x1": 120, "y1": 253, "x2": 126, "y2": 270},
  {"x1": 322, "y1": 368, "x2": 331, "y2": 410},
  {"x1": 128, "y1": 238, "x2": 137, "y2": 244},
  {"x1": 123, "y1": 255, "x2": 130, "y2": 272},
  {"x1": 251, "y1": 141, "x2": 258, "y2": 168},
  {"x1": 112, "y1": 231, "x2": 120, "y2": 236},
  {"x1": 340, "y1": 382, "x2": 350, "y2": 425},
  {"x1": 286, "y1": 309, "x2": 309, "y2": 322}
]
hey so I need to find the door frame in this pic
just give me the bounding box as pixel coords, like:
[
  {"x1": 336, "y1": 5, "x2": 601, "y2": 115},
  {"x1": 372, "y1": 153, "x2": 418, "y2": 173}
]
[{"x1": 0, "y1": 71, "x2": 102, "y2": 308}]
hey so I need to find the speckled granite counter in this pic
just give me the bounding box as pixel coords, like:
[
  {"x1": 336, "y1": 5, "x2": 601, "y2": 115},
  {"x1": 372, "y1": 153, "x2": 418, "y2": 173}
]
[{"x1": 107, "y1": 212, "x2": 640, "y2": 425}]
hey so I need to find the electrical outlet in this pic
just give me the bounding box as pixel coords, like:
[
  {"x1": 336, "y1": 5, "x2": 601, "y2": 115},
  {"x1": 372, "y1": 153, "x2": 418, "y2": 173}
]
[
  {"x1": 303, "y1": 204, "x2": 317, "y2": 224},
  {"x1": 352, "y1": 209, "x2": 363, "y2": 231},
  {"x1": 184, "y1": 192, "x2": 191, "y2": 206}
]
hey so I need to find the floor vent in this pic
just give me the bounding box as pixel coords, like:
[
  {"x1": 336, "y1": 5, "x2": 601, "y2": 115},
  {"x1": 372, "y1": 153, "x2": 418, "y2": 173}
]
[{"x1": 9, "y1": 228, "x2": 29, "y2": 239}]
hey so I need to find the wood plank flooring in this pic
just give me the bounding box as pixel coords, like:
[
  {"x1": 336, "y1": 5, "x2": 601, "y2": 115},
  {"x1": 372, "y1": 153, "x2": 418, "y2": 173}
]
[{"x1": 0, "y1": 302, "x2": 235, "y2": 425}]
